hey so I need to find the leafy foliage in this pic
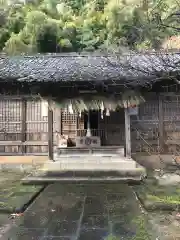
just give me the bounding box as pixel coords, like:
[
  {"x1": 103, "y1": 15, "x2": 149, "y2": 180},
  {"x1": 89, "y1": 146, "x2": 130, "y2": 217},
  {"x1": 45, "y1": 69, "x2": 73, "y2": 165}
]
[{"x1": 0, "y1": 0, "x2": 180, "y2": 54}]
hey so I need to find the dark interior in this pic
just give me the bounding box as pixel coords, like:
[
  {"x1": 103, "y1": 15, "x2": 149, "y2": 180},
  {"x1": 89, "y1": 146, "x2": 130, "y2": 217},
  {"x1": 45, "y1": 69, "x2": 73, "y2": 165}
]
[{"x1": 84, "y1": 110, "x2": 99, "y2": 130}]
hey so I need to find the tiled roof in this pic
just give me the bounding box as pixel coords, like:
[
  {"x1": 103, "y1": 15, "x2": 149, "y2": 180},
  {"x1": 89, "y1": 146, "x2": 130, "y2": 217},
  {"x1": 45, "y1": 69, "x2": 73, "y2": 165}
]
[{"x1": 0, "y1": 52, "x2": 179, "y2": 87}]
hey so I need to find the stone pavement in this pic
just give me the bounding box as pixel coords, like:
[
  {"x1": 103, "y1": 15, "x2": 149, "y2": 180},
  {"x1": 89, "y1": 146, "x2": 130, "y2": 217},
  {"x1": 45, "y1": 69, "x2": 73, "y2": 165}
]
[{"x1": 2, "y1": 183, "x2": 153, "y2": 240}]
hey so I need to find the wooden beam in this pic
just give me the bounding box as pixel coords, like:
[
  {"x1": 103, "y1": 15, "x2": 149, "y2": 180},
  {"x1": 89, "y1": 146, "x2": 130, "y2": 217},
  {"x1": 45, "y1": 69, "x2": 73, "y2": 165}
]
[
  {"x1": 158, "y1": 95, "x2": 165, "y2": 152},
  {"x1": 76, "y1": 112, "x2": 79, "y2": 136},
  {"x1": 54, "y1": 107, "x2": 61, "y2": 133},
  {"x1": 21, "y1": 98, "x2": 27, "y2": 154},
  {"x1": 60, "y1": 109, "x2": 62, "y2": 135},
  {"x1": 124, "y1": 108, "x2": 131, "y2": 157},
  {"x1": 166, "y1": 139, "x2": 180, "y2": 145},
  {"x1": 0, "y1": 141, "x2": 22, "y2": 146},
  {"x1": 48, "y1": 100, "x2": 54, "y2": 161}
]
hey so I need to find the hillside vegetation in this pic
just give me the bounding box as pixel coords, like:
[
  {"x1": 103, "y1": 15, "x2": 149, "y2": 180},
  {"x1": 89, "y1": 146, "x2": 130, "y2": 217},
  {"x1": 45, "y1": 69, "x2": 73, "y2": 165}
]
[{"x1": 0, "y1": 0, "x2": 180, "y2": 54}]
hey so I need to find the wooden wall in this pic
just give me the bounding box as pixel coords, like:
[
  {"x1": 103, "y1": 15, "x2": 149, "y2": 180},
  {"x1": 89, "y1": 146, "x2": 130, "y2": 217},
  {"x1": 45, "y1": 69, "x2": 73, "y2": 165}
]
[
  {"x1": 0, "y1": 93, "x2": 180, "y2": 155},
  {"x1": 0, "y1": 96, "x2": 85, "y2": 155},
  {"x1": 131, "y1": 93, "x2": 180, "y2": 154},
  {"x1": 0, "y1": 97, "x2": 49, "y2": 154}
]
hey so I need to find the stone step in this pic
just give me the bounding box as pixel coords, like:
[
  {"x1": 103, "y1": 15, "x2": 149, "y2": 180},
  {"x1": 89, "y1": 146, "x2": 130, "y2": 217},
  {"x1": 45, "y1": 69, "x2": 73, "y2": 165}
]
[
  {"x1": 55, "y1": 146, "x2": 124, "y2": 155},
  {"x1": 22, "y1": 164, "x2": 146, "y2": 184},
  {"x1": 29, "y1": 168, "x2": 146, "y2": 178},
  {"x1": 40, "y1": 159, "x2": 139, "y2": 172},
  {"x1": 22, "y1": 176, "x2": 143, "y2": 184},
  {"x1": 53, "y1": 157, "x2": 130, "y2": 162},
  {"x1": 54, "y1": 153, "x2": 124, "y2": 159}
]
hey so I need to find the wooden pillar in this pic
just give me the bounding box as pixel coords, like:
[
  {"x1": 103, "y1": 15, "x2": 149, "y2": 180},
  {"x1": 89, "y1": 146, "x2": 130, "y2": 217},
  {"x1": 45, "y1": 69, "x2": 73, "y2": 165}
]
[
  {"x1": 76, "y1": 112, "x2": 79, "y2": 136},
  {"x1": 48, "y1": 100, "x2": 54, "y2": 161},
  {"x1": 21, "y1": 98, "x2": 27, "y2": 154},
  {"x1": 54, "y1": 107, "x2": 61, "y2": 133},
  {"x1": 60, "y1": 109, "x2": 62, "y2": 135},
  {"x1": 158, "y1": 95, "x2": 164, "y2": 152},
  {"x1": 124, "y1": 107, "x2": 131, "y2": 158}
]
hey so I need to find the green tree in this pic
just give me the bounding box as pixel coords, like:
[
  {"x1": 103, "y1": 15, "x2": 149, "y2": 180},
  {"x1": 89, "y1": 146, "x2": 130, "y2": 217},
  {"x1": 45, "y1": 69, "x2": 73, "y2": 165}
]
[
  {"x1": 0, "y1": 0, "x2": 180, "y2": 54},
  {"x1": 3, "y1": 32, "x2": 30, "y2": 54}
]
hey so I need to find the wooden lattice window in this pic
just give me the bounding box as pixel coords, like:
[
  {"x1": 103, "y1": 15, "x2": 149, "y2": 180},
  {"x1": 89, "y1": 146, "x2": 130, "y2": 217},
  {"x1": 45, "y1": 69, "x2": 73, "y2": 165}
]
[
  {"x1": 61, "y1": 109, "x2": 78, "y2": 138},
  {"x1": 164, "y1": 95, "x2": 180, "y2": 121},
  {"x1": 62, "y1": 109, "x2": 77, "y2": 123},
  {"x1": 0, "y1": 99, "x2": 22, "y2": 142}
]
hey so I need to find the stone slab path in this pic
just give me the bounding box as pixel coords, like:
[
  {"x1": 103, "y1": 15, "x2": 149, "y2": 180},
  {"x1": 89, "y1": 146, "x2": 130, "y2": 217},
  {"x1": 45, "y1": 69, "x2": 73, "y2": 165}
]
[{"x1": 2, "y1": 183, "x2": 153, "y2": 240}]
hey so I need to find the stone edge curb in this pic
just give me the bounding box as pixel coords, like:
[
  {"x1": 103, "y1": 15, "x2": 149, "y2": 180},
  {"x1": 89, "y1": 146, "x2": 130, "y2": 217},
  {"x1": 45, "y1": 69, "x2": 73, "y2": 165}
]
[{"x1": 0, "y1": 163, "x2": 44, "y2": 173}]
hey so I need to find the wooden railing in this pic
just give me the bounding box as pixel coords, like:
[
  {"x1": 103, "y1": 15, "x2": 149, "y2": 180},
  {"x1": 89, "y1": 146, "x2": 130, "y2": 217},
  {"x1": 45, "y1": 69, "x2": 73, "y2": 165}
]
[
  {"x1": 76, "y1": 129, "x2": 105, "y2": 136},
  {"x1": 76, "y1": 129, "x2": 107, "y2": 145}
]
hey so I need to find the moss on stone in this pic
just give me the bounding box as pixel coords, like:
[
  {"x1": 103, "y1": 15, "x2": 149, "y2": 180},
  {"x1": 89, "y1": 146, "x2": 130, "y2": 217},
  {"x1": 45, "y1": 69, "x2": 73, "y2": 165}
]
[
  {"x1": 134, "y1": 175, "x2": 180, "y2": 211},
  {"x1": 105, "y1": 216, "x2": 151, "y2": 240},
  {"x1": 146, "y1": 194, "x2": 180, "y2": 205},
  {"x1": 0, "y1": 172, "x2": 43, "y2": 213},
  {"x1": 132, "y1": 216, "x2": 151, "y2": 240},
  {"x1": 105, "y1": 234, "x2": 120, "y2": 240}
]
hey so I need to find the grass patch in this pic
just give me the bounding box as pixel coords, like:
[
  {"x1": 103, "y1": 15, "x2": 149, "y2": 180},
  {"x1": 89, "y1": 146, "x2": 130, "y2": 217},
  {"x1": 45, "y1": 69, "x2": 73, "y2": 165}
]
[
  {"x1": 0, "y1": 184, "x2": 43, "y2": 213},
  {"x1": 0, "y1": 171, "x2": 43, "y2": 213},
  {"x1": 132, "y1": 215, "x2": 152, "y2": 240},
  {"x1": 134, "y1": 176, "x2": 180, "y2": 211},
  {"x1": 147, "y1": 194, "x2": 180, "y2": 205},
  {"x1": 105, "y1": 215, "x2": 152, "y2": 240}
]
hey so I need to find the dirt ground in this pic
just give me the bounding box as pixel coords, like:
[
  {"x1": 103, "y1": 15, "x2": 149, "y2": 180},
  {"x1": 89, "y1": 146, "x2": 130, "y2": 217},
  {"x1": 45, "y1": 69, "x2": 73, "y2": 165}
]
[
  {"x1": 133, "y1": 153, "x2": 180, "y2": 240},
  {"x1": 134, "y1": 153, "x2": 180, "y2": 171}
]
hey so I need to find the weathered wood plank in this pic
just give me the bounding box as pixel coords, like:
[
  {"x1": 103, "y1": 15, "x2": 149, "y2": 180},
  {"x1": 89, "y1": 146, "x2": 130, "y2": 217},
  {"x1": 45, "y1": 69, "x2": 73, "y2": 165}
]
[
  {"x1": 0, "y1": 141, "x2": 50, "y2": 146},
  {"x1": 0, "y1": 141, "x2": 22, "y2": 146},
  {"x1": 160, "y1": 92, "x2": 180, "y2": 97},
  {"x1": 125, "y1": 108, "x2": 131, "y2": 157},
  {"x1": 166, "y1": 139, "x2": 180, "y2": 145},
  {"x1": 48, "y1": 101, "x2": 53, "y2": 160},
  {"x1": 158, "y1": 95, "x2": 165, "y2": 151},
  {"x1": 60, "y1": 108, "x2": 62, "y2": 134},
  {"x1": 23, "y1": 141, "x2": 48, "y2": 146},
  {"x1": 21, "y1": 98, "x2": 27, "y2": 153}
]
